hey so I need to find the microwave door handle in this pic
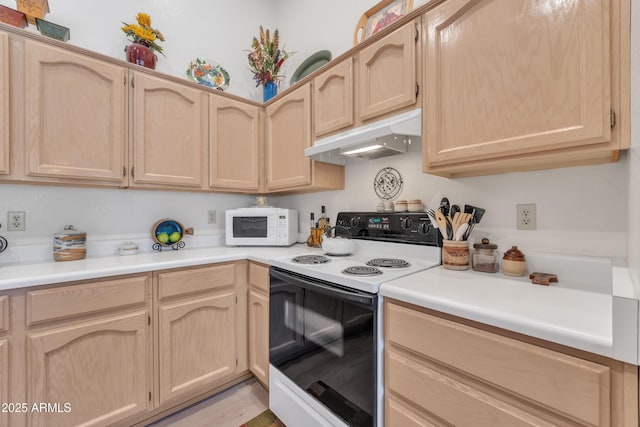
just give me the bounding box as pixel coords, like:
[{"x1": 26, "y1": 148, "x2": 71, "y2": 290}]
[{"x1": 270, "y1": 268, "x2": 376, "y2": 307}]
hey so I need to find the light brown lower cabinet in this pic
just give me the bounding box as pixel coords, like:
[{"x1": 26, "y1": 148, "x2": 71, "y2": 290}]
[
  {"x1": 385, "y1": 299, "x2": 639, "y2": 427},
  {"x1": 23, "y1": 274, "x2": 152, "y2": 427},
  {"x1": 156, "y1": 262, "x2": 247, "y2": 406},
  {"x1": 0, "y1": 261, "x2": 253, "y2": 427},
  {"x1": 248, "y1": 262, "x2": 270, "y2": 388}
]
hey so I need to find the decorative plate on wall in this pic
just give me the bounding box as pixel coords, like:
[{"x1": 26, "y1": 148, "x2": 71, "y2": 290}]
[
  {"x1": 151, "y1": 218, "x2": 193, "y2": 251},
  {"x1": 186, "y1": 57, "x2": 230, "y2": 91}
]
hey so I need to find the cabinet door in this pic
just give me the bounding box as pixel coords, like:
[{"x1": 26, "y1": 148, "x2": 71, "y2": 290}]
[
  {"x1": 265, "y1": 84, "x2": 312, "y2": 190},
  {"x1": 24, "y1": 40, "x2": 127, "y2": 183},
  {"x1": 27, "y1": 311, "x2": 151, "y2": 427},
  {"x1": 0, "y1": 32, "x2": 8, "y2": 175},
  {"x1": 423, "y1": 0, "x2": 611, "y2": 167},
  {"x1": 131, "y1": 72, "x2": 208, "y2": 188},
  {"x1": 0, "y1": 339, "x2": 7, "y2": 427},
  {"x1": 358, "y1": 23, "x2": 417, "y2": 121},
  {"x1": 210, "y1": 96, "x2": 261, "y2": 191},
  {"x1": 158, "y1": 292, "x2": 237, "y2": 404},
  {"x1": 313, "y1": 58, "x2": 354, "y2": 137},
  {"x1": 249, "y1": 289, "x2": 269, "y2": 387}
]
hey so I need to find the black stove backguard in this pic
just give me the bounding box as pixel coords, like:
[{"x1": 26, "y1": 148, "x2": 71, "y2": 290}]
[{"x1": 335, "y1": 212, "x2": 442, "y2": 246}]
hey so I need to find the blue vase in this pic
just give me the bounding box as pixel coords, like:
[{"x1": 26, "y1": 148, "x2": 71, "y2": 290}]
[{"x1": 263, "y1": 81, "x2": 277, "y2": 102}]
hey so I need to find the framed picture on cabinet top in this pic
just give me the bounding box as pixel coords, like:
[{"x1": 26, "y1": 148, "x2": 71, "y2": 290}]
[{"x1": 354, "y1": 0, "x2": 413, "y2": 45}]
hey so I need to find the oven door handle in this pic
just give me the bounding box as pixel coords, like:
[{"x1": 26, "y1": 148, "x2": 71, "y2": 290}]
[{"x1": 270, "y1": 267, "x2": 377, "y2": 307}]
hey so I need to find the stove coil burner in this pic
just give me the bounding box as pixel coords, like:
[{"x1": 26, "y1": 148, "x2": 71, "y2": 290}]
[
  {"x1": 366, "y1": 258, "x2": 411, "y2": 268},
  {"x1": 292, "y1": 255, "x2": 331, "y2": 264},
  {"x1": 342, "y1": 266, "x2": 383, "y2": 276}
]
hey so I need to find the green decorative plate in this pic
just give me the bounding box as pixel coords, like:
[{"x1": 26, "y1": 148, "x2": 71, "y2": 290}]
[
  {"x1": 290, "y1": 50, "x2": 332, "y2": 85},
  {"x1": 186, "y1": 57, "x2": 230, "y2": 91}
]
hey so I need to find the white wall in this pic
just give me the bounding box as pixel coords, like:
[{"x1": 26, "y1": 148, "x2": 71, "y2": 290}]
[
  {"x1": 0, "y1": 0, "x2": 279, "y2": 100},
  {"x1": 274, "y1": 141, "x2": 629, "y2": 259},
  {"x1": 628, "y1": 0, "x2": 640, "y2": 285},
  {"x1": 0, "y1": 183, "x2": 253, "y2": 263}
]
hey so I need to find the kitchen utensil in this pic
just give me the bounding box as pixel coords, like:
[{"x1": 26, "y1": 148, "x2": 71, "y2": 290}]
[
  {"x1": 439, "y1": 197, "x2": 450, "y2": 218},
  {"x1": 53, "y1": 225, "x2": 86, "y2": 261},
  {"x1": 455, "y1": 223, "x2": 468, "y2": 241},
  {"x1": 426, "y1": 209, "x2": 442, "y2": 236},
  {"x1": 464, "y1": 204, "x2": 486, "y2": 224},
  {"x1": 434, "y1": 209, "x2": 452, "y2": 240},
  {"x1": 0, "y1": 224, "x2": 6, "y2": 254},
  {"x1": 322, "y1": 226, "x2": 355, "y2": 255},
  {"x1": 450, "y1": 204, "x2": 461, "y2": 222}
]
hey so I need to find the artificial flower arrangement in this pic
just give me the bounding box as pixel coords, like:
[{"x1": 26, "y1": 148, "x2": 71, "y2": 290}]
[
  {"x1": 121, "y1": 12, "x2": 165, "y2": 56},
  {"x1": 247, "y1": 26, "x2": 292, "y2": 87}
]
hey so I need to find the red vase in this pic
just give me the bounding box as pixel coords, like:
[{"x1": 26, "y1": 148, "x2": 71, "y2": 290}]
[{"x1": 124, "y1": 41, "x2": 157, "y2": 70}]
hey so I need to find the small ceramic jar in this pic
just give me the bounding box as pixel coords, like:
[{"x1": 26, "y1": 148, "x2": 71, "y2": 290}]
[
  {"x1": 53, "y1": 225, "x2": 86, "y2": 262},
  {"x1": 384, "y1": 200, "x2": 394, "y2": 212},
  {"x1": 407, "y1": 199, "x2": 424, "y2": 212},
  {"x1": 502, "y1": 246, "x2": 527, "y2": 276},
  {"x1": 394, "y1": 200, "x2": 408, "y2": 212}
]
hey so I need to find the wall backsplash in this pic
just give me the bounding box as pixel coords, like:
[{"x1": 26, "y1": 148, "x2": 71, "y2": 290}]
[{"x1": 0, "y1": 184, "x2": 253, "y2": 264}]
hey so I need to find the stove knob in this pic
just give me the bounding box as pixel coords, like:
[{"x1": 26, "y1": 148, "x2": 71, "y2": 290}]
[
  {"x1": 350, "y1": 217, "x2": 361, "y2": 227},
  {"x1": 401, "y1": 218, "x2": 413, "y2": 229},
  {"x1": 337, "y1": 218, "x2": 349, "y2": 227},
  {"x1": 418, "y1": 222, "x2": 430, "y2": 234}
]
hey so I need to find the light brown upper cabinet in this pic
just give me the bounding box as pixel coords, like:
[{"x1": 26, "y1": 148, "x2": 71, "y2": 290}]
[
  {"x1": 313, "y1": 58, "x2": 354, "y2": 138},
  {"x1": 0, "y1": 32, "x2": 9, "y2": 175},
  {"x1": 24, "y1": 39, "x2": 128, "y2": 185},
  {"x1": 130, "y1": 71, "x2": 209, "y2": 189},
  {"x1": 210, "y1": 96, "x2": 262, "y2": 192},
  {"x1": 265, "y1": 83, "x2": 345, "y2": 192},
  {"x1": 422, "y1": 0, "x2": 628, "y2": 177},
  {"x1": 357, "y1": 21, "x2": 420, "y2": 123}
]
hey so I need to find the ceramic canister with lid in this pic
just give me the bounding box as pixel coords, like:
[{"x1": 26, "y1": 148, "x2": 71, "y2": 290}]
[
  {"x1": 53, "y1": 225, "x2": 87, "y2": 261},
  {"x1": 502, "y1": 246, "x2": 527, "y2": 276}
]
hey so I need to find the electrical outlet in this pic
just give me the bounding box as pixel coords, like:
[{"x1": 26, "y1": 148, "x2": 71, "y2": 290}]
[
  {"x1": 207, "y1": 210, "x2": 217, "y2": 224},
  {"x1": 516, "y1": 204, "x2": 536, "y2": 230},
  {"x1": 7, "y1": 211, "x2": 26, "y2": 231}
]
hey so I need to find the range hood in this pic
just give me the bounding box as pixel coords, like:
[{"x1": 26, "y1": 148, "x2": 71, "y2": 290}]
[{"x1": 305, "y1": 108, "x2": 421, "y2": 165}]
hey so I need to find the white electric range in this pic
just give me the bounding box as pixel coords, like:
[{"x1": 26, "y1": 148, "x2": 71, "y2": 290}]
[{"x1": 268, "y1": 212, "x2": 442, "y2": 427}]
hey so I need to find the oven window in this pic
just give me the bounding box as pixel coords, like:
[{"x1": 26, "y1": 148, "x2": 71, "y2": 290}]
[
  {"x1": 270, "y1": 271, "x2": 375, "y2": 427},
  {"x1": 233, "y1": 216, "x2": 267, "y2": 238}
]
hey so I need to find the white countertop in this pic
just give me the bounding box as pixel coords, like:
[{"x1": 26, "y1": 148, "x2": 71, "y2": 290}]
[
  {"x1": 0, "y1": 244, "x2": 317, "y2": 291},
  {"x1": 380, "y1": 266, "x2": 638, "y2": 363},
  {"x1": 1, "y1": 244, "x2": 637, "y2": 365}
]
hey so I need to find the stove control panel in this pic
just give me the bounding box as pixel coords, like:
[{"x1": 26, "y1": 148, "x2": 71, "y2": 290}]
[{"x1": 336, "y1": 212, "x2": 441, "y2": 246}]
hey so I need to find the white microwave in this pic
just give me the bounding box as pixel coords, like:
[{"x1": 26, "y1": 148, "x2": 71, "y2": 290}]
[{"x1": 225, "y1": 208, "x2": 298, "y2": 246}]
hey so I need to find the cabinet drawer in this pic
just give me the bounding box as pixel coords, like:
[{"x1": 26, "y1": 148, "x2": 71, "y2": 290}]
[
  {"x1": 27, "y1": 275, "x2": 150, "y2": 325},
  {"x1": 387, "y1": 349, "x2": 550, "y2": 427},
  {"x1": 249, "y1": 262, "x2": 269, "y2": 293},
  {"x1": 385, "y1": 301, "x2": 610, "y2": 426},
  {"x1": 158, "y1": 263, "x2": 236, "y2": 300},
  {"x1": 0, "y1": 296, "x2": 8, "y2": 332}
]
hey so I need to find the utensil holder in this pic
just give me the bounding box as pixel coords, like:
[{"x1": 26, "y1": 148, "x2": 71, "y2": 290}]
[{"x1": 442, "y1": 240, "x2": 469, "y2": 270}]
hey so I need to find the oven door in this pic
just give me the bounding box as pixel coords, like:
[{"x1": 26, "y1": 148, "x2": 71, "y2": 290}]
[{"x1": 269, "y1": 267, "x2": 377, "y2": 427}]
